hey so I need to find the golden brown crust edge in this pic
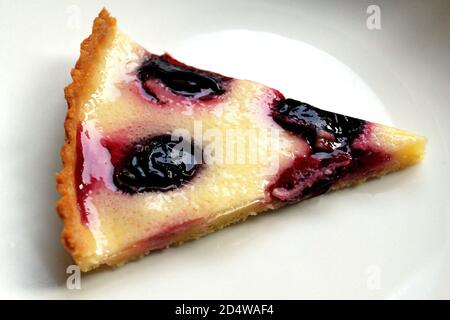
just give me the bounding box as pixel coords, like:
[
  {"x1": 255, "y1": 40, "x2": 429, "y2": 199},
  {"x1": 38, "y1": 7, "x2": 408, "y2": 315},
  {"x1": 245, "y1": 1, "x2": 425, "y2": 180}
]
[{"x1": 56, "y1": 8, "x2": 117, "y2": 271}]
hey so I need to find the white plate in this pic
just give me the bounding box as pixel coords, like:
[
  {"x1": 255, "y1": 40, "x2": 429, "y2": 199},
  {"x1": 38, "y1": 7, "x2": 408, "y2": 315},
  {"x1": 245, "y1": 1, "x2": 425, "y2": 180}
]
[{"x1": 0, "y1": 0, "x2": 449, "y2": 299}]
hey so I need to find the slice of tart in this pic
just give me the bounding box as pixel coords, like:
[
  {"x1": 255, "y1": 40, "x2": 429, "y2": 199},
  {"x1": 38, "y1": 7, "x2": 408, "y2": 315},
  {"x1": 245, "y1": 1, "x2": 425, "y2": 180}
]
[{"x1": 57, "y1": 9, "x2": 426, "y2": 271}]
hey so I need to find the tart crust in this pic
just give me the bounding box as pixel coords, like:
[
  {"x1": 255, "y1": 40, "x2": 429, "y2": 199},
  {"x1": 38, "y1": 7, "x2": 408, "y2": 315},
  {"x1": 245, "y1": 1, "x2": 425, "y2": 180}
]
[{"x1": 56, "y1": 9, "x2": 117, "y2": 271}]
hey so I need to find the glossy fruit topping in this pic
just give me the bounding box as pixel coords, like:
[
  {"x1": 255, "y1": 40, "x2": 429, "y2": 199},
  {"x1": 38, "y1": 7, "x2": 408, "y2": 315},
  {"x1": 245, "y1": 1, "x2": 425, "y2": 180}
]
[
  {"x1": 113, "y1": 134, "x2": 202, "y2": 194},
  {"x1": 272, "y1": 98, "x2": 364, "y2": 153},
  {"x1": 269, "y1": 98, "x2": 387, "y2": 201},
  {"x1": 137, "y1": 54, "x2": 231, "y2": 101}
]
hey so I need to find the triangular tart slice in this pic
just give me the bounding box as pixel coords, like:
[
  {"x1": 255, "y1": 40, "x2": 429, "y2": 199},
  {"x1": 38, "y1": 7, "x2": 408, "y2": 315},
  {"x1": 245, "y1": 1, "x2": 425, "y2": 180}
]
[{"x1": 57, "y1": 9, "x2": 426, "y2": 271}]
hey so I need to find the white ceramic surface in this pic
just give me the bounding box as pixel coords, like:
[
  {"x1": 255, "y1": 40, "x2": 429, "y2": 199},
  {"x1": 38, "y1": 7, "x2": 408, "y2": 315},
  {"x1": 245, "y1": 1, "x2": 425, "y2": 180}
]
[{"x1": 0, "y1": 0, "x2": 448, "y2": 299}]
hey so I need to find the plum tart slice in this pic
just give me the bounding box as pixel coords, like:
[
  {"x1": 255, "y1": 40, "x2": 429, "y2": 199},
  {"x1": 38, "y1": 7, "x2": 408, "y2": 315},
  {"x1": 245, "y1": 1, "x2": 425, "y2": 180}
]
[{"x1": 57, "y1": 9, "x2": 426, "y2": 271}]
